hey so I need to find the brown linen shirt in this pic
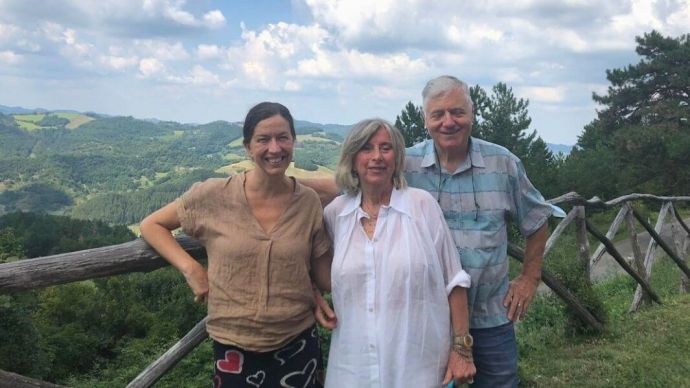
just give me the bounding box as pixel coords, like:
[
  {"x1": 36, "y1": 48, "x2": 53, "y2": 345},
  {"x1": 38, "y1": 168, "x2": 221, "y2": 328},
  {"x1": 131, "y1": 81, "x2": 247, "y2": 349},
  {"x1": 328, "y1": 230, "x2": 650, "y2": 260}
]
[{"x1": 176, "y1": 173, "x2": 331, "y2": 352}]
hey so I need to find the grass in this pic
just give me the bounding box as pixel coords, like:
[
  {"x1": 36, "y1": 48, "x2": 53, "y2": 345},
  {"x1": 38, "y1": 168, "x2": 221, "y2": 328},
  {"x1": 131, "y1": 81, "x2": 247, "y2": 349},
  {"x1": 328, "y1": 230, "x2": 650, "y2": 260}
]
[
  {"x1": 518, "y1": 256, "x2": 690, "y2": 387},
  {"x1": 13, "y1": 113, "x2": 93, "y2": 131},
  {"x1": 215, "y1": 161, "x2": 334, "y2": 179}
]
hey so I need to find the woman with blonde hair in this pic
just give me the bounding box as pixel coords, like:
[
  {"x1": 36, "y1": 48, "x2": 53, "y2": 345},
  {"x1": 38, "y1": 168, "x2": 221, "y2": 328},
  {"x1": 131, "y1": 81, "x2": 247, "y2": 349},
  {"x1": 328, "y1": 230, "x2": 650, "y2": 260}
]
[{"x1": 312, "y1": 118, "x2": 476, "y2": 387}]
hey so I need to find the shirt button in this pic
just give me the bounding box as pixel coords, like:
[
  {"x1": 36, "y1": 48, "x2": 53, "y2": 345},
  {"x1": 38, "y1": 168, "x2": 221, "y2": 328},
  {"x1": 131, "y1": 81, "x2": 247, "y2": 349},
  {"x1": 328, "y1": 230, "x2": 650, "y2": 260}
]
[
  {"x1": 368, "y1": 307, "x2": 373, "y2": 312},
  {"x1": 369, "y1": 344, "x2": 375, "y2": 349}
]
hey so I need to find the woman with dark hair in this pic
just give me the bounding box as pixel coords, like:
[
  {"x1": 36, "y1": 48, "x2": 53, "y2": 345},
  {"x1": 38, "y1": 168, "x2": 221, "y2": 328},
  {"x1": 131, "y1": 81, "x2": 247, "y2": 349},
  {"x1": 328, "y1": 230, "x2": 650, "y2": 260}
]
[{"x1": 140, "y1": 102, "x2": 331, "y2": 387}]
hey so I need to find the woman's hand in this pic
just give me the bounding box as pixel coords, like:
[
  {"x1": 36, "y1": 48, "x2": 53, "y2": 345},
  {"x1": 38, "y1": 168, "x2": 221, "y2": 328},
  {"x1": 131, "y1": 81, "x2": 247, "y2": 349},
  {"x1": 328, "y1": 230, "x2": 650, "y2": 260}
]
[
  {"x1": 313, "y1": 290, "x2": 337, "y2": 329},
  {"x1": 442, "y1": 350, "x2": 476, "y2": 386},
  {"x1": 140, "y1": 200, "x2": 209, "y2": 304},
  {"x1": 183, "y1": 261, "x2": 209, "y2": 304}
]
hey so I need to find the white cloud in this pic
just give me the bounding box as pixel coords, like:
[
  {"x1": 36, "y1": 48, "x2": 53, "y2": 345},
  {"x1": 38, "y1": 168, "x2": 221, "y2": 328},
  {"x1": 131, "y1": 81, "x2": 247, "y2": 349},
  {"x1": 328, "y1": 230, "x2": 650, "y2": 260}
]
[
  {"x1": 293, "y1": 49, "x2": 428, "y2": 79},
  {"x1": 610, "y1": 0, "x2": 664, "y2": 35},
  {"x1": 187, "y1": 65, "x2": 221, "y2": 85},
  {"x1": 0, "y1": 50, "x2": 22, "y2": 64},
  {"x1": 101, "y1": 54, "x2": 139, "y2": 70},
  {"x1": 16, "y1": 39, "x2": 41, "y2": 52},
  {"x1": 221, "y1": 22, "x2": 329, "y2": 88},
  {"x1": 203, "y1": 10, "x2": 226, "y2": 28},
  {"x1": 140, "y1": 0, "x2": 226, "y2": 28},
  {"x1": 519, "y1": 86, "x2": 566, "y2": 103},
  {"x1": 138, "y1": 57, "x2": 165, "y2": 78},
  {"x1": 284, "y1": 80, "x2": 301, "y2": 91},
  {"x1": 133, "y1": 40, "x2": 189, "y2": 61},
  {"x1": 0, "y1": 23, "x2": 19, "y2": 41},
  {"x1": 666, "y1": 2, "x2": 690, "y2": 32},
  {"x1": 197, "y1": 44, "x2": 222, "y2": 60}
]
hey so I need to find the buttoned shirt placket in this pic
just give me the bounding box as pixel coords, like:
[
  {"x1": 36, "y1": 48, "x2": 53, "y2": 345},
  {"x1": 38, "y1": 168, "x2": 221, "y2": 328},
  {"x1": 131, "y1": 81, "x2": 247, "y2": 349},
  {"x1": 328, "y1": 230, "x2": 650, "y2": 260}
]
[{"x1": 356, "y1": 205, "x2": 389, "y2": 387}]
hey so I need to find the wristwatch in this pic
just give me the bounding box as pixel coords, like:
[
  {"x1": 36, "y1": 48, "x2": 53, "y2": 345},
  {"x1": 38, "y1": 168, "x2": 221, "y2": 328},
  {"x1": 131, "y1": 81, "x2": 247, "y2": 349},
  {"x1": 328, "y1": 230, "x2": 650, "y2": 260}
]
[{"x1": 453, "y1": 334, "x2": 474, "y2": 348}]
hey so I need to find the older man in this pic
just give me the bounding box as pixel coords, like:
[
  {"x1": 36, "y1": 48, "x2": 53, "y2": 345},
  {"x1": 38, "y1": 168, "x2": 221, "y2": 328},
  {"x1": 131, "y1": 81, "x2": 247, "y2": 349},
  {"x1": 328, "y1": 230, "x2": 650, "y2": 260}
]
[
  {"x1": 308, "y1": 75, "x2": 562, "y2": 387},
  {"x1": 403, "y1": 75, "x2": 563, "y2": 387}
]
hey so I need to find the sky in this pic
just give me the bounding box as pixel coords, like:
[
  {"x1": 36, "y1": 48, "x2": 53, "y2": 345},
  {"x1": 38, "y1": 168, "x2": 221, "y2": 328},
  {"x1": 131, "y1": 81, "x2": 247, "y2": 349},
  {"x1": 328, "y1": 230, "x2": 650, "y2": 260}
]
[{"x1": 0, "y1": 1, "x2": 688, "y2": 145}]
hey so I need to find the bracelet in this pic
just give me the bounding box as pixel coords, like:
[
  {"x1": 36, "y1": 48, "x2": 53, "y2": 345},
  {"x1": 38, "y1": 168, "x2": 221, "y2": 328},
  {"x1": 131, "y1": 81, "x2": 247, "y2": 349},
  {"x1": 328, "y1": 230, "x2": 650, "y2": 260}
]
[{"x1": 452, "y1": 345, "x2": 474, "y2": 361}]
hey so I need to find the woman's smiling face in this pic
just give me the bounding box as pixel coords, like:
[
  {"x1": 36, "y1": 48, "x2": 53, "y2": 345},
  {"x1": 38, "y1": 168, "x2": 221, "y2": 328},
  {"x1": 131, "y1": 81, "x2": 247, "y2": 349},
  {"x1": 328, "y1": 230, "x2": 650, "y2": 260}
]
[
  {"x1": 354, "y1": 126, "x2": 396, "y2": 190},
  {"x1": 245, "y1": 114, "x2": 294, "y2": 177}
]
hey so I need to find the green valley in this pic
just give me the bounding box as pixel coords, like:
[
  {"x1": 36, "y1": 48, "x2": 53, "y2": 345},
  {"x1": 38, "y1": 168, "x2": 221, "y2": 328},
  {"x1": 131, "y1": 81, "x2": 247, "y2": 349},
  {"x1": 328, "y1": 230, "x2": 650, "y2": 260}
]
[{"x1": 0, "y1": 112, "x2": 342, "y2": 226}]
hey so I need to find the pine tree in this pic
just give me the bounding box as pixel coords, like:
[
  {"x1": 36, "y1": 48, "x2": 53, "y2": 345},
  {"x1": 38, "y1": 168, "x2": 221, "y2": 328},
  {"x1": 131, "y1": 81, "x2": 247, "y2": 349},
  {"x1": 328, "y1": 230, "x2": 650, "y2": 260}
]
[
  {"x1": 394, "y1": 101, "x2": 427, "y2": 147},
  {"x1": 570, "y1": 30, "x2": 690, "y2": 195}
]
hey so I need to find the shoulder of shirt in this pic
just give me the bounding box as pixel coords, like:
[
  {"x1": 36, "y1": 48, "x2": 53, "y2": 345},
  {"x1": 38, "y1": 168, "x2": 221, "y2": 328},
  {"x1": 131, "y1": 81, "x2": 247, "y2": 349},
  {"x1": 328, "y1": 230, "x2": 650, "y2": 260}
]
[
  {"x1": 473, "y1": 138, "x2": 521, "y2": 163},
  {"x1": 405, "y1": 139, "x2": 433, "y2": 157},
  {"x1": 401, "y1": 186, "x2": 436, "y2": 204},
  {"x1": 190, "y1": 176, "x2": 232, "y2": 192},
  {"x1": 324, "y1": 193, "x2": 355, "y2": 215},
  {"x1": 295, "y1": 181, "x2": 322, "y2": 204}
]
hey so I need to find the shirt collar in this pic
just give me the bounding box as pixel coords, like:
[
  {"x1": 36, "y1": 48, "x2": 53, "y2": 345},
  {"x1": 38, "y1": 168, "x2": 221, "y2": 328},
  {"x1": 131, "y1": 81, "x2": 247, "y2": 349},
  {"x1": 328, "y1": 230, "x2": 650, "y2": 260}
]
[
  {"x1": 420, "y1": 137, "x2": 485, "y2": 174},
  {"x1": 336, "y1": 188, "x2": 412, "y2": 218},
  {"x1": 337, "y1": 191, "x2": 362, "y2": 218}
]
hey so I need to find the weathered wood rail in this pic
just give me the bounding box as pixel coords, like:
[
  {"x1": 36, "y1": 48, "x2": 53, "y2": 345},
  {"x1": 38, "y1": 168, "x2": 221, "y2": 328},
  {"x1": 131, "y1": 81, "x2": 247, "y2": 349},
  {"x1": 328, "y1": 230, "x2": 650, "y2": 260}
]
[{"x1": 1, "y1": 191, "x2": 689, "y2": 387}]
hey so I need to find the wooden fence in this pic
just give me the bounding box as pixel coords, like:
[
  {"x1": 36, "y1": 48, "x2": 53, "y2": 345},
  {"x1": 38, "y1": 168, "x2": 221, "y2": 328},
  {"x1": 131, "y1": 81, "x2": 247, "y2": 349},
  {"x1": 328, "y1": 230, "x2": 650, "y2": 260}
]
[{"x1": 0, "y1": 192, "x2": 689, "y2": 387}]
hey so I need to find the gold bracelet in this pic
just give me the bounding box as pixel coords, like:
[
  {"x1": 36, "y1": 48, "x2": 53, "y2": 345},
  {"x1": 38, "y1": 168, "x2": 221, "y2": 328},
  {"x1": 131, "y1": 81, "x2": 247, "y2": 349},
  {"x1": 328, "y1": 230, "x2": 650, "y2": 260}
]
[{"x1": 452, "y1": 345, "x2": 474, "y2": 361}]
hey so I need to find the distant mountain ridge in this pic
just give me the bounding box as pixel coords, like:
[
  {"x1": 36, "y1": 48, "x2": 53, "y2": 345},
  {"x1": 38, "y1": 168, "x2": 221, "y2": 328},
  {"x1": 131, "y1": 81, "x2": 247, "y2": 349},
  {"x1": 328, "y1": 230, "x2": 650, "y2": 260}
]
[
  {"x1": 0, "y1": 104, "x2": 82, "y2": 115},
  {"x1": 0, "y1": 104, "x2": 572, "y2": 153},
  {"x1": 546, "y1": 143, "x2": 573, "y2": 155}
]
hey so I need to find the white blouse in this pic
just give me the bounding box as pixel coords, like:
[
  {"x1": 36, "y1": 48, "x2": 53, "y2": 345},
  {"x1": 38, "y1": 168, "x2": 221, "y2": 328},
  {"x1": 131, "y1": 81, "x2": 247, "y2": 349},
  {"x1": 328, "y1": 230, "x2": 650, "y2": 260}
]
[{"x1": 323, "y1": 187, "x2": 471, "y2": 388}]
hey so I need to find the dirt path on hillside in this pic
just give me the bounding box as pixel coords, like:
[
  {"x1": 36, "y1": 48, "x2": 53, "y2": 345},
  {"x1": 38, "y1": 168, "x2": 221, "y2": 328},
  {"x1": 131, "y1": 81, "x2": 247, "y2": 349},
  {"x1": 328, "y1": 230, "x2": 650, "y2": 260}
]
[{"x1": 589, "y1": 217, "x2": 690, "y2": 282}]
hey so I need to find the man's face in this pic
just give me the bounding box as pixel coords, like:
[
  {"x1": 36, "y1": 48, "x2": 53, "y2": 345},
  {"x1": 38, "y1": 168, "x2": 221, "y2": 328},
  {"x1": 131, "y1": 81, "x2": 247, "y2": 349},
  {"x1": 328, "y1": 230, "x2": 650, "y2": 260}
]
[{"x1": 424, "y1": 87, "x2": 473, "y2": 154}]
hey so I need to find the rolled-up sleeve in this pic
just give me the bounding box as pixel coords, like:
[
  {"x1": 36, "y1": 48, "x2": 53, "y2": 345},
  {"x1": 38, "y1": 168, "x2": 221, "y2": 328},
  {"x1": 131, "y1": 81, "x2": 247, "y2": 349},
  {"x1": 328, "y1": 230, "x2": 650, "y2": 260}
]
[{"x1": 511, "y1": 159, "x2": 566, "y2": 237}]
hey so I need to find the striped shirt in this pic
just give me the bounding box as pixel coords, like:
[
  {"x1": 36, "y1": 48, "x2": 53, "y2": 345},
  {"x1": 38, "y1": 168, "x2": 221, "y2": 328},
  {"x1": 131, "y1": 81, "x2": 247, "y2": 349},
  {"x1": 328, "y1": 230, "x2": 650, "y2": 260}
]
[{"x1": 405, "y1": 137, "x2": 564, "y2": 329}]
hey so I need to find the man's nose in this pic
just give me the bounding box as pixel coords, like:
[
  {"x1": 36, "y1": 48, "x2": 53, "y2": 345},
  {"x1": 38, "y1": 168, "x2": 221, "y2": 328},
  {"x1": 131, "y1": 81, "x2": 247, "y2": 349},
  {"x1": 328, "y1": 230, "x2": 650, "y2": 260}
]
[{"x1": 442, "y1": 111, "x2": 454, "y2": 126}]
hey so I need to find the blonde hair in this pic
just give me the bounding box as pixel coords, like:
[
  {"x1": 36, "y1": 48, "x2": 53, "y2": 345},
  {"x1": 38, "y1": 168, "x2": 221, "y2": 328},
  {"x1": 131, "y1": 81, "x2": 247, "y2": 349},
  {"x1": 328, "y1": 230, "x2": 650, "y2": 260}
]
[{"x1": 335, "y1": 118, "x2": 407, "y2": 194}]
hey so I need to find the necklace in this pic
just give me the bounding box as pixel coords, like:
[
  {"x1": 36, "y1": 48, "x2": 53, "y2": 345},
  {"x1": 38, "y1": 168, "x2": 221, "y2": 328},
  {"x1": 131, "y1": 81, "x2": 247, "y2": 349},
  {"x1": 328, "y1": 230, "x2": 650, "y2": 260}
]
[{"x1": 361, "y1": 203, "x2": 380, "y2": 220}]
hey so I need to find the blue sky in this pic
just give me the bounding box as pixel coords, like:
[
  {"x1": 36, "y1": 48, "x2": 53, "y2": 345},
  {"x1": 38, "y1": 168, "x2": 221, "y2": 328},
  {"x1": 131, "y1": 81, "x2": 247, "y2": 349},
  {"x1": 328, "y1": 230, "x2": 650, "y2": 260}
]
[{"x1": 0, "y1": 1, "x2": 688, "y2": 144}]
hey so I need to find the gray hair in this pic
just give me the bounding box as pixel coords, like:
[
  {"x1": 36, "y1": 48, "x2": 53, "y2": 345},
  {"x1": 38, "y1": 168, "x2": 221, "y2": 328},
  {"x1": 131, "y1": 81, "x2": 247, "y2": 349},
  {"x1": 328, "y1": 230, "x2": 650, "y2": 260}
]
[
  {"x1": 335, "y1": 118, "x2": 407, "y2": 194},
  {"x1": 422, "y1": 75, "x2": 473, "y2": 114}
]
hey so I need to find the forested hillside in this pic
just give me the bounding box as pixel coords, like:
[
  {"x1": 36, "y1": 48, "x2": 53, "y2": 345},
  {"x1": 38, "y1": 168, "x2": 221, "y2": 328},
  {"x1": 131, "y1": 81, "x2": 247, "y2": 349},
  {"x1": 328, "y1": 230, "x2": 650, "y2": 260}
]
[
  {"x1": 0, "y1": 212, "x2": 209, "y2": 385},
  {"x1": 0, "y1": 30, "x2": 689, "y2": 387},
  {"x1": 0, "y1": 112, "x2": 341, "y2": 225}
]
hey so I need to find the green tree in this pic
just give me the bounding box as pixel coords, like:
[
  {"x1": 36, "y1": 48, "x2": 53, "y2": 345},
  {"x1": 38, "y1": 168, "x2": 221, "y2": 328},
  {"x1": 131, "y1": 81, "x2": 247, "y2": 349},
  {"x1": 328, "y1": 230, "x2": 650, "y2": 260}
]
[
  {"x1": 394, "y1": 101, "x2": 427, "y2": 146},
  {"x1": 471, "y1": 82, "x2": 536, "y2": 160},
  {"x1": 568, "y1": 30, "x2": 690, "y2": 196},
  {"x1": 470, "y1": 83, "x2": 558, "y2": 196},
  {"x1": 0, "y1": 227, "x2": 24, "y2": 262}
]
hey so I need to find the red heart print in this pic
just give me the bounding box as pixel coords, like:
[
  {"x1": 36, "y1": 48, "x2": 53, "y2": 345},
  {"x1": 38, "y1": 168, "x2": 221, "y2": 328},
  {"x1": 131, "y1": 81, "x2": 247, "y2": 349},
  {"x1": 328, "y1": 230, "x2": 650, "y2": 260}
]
[{"x1": 216, "y1": 350, "x2": 244, "y2": 374}]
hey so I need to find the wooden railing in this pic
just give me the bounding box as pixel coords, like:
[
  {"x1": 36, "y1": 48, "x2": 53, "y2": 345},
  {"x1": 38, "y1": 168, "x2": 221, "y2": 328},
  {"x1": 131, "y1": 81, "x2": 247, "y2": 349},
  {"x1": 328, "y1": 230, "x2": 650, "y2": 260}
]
[{"x1": 1, "y1": 192, "x2": 689, "y2": 387}]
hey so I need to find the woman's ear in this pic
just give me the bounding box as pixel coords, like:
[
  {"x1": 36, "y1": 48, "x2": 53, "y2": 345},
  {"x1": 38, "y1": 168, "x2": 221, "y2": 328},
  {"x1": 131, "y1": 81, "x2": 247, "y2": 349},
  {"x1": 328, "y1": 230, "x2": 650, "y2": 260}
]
[{"x1": 244, "y1": 143, "x2": 253, "y2": 162}]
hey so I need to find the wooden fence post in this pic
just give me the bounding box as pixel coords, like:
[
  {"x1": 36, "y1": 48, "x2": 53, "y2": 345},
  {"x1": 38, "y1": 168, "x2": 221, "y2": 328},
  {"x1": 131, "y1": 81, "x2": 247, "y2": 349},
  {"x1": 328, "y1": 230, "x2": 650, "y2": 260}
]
[
  {"x1": 590, "y1": 206, "x2": 628, "y2": 266},
  {"x1": 669, "y1": 204, "x2": 690, "y2": 293},
  {"x1": 630, "y1": 206, "x2": 690, "y2": 278},
  {"x1": 574, "y1": 206, "x2": 591, "y2": 282},
  {"x1": 585, "y1": 220, "x2": 662, "y2": 305},
  {"x1": 630, "y1": 203, "x2": 671, "y2": 311},
  {"x1": 127, "y1": 317, "x2": 209, "y2": 388},
  {"x1": 0, "y1": 369, "x2": 66, "y2": 388},
  {"x1": 623, "y1": 203, "x2": 648, "y2": 311},
  {"x1": 507, "y1": 243, "x2": 604, "y2": 332},
  {"x1": 544, "y1": 207, "x2": 577, "y2": 258}
]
